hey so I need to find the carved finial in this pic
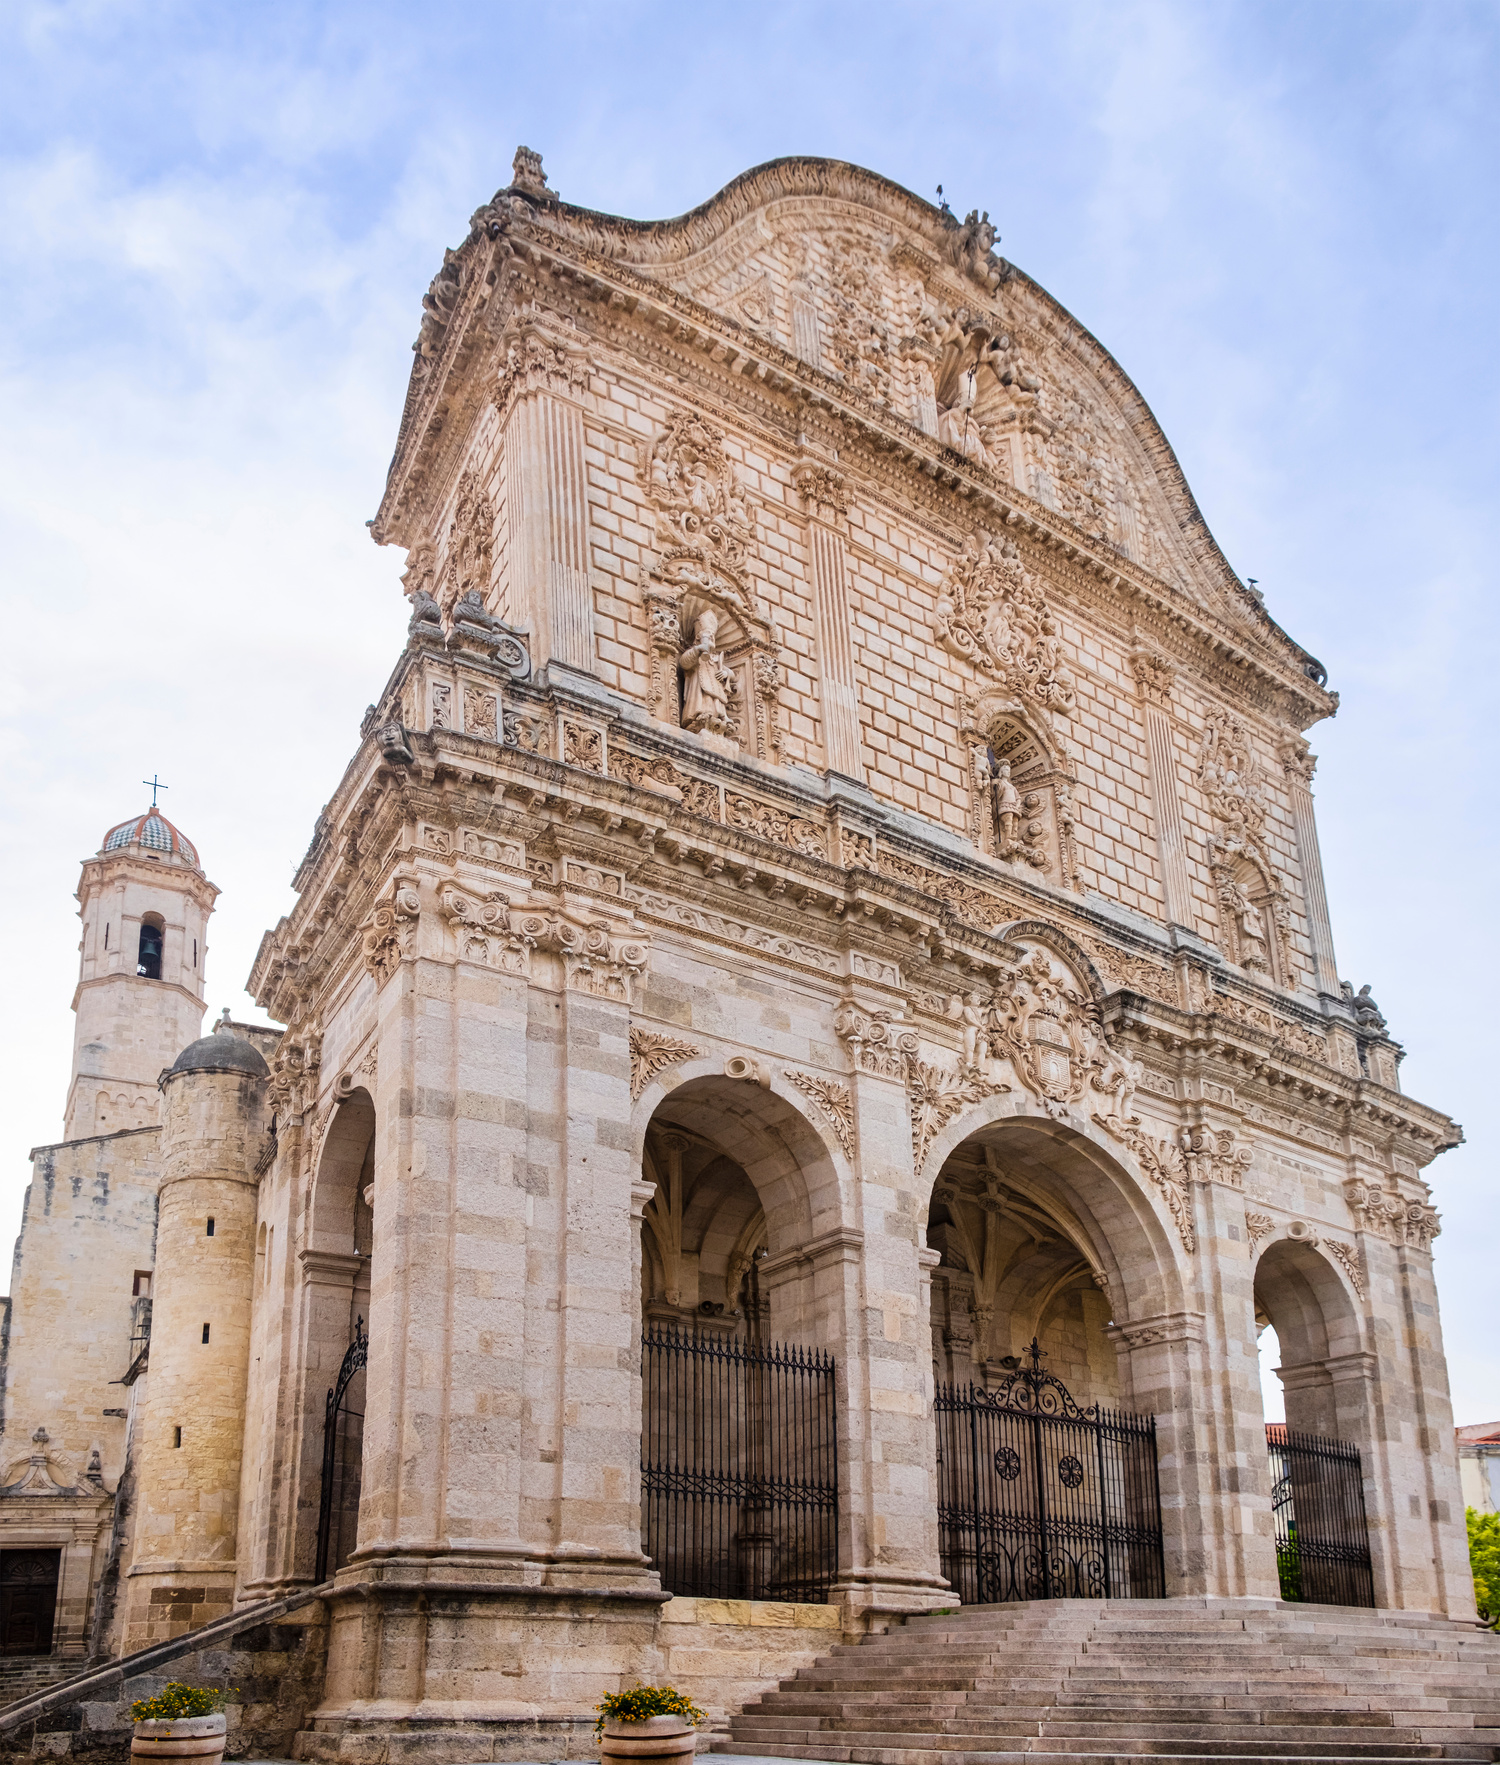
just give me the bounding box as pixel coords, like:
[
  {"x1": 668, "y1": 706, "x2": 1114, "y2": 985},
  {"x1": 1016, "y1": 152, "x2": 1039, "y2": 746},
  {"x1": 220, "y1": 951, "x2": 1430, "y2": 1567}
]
[
  {"x1": 31, "y1": 1426, "x2": 48, "y2": 1447},
  {"x1": 511, "y1": 146, "x2": 556, "y2": 200}
]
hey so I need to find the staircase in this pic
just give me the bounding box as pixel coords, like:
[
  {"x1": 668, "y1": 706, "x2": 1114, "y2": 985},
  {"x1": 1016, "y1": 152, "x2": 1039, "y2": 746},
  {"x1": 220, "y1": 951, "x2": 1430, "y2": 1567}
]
[
  {"x1": 0, "y1": 1661, "x2": 77, "y2": 1708},
  {"x1": 720, "y1": 1599, "x2": 1500, "y2": 1763}
]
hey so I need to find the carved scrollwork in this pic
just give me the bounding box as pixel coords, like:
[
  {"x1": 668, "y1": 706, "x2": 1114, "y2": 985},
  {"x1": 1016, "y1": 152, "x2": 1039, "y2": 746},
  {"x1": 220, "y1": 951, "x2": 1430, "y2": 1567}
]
[
  {"x1": 936, "y1": 531, "x2": 1075, "y2": 711},
  {"x1": 361, "y1": 878, "x2": 422, "y2": 986},
  {"x1": 438, "y1": 886, "x2": 532, "y2": 974},
  {"x1": 511, "y1": 907, "x2": 649, "y2": 1003},
  {"x1": 834, "y1": 1004, "x2": 918, "y2": 1079},
  {"x1": 1180, "y1": 1124, "x2": 1253, "y2": 1188}
]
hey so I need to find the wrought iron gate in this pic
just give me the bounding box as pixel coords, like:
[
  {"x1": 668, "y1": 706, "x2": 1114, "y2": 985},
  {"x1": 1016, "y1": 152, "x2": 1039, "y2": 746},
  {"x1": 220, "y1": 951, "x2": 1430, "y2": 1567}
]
[
  {"x1": 641, "y1": 1326, "x2": 838, "y2": 1602},
  {"x1": 935, "y1": 1340, "x2": 1165, "y2": 1602},
  {"x1": 1266, "y1": 1423, "x2": 1374, "y2": 1607},
  {"x1": 315, "y1": 1317, "x2": 367, "y2": 1584}
]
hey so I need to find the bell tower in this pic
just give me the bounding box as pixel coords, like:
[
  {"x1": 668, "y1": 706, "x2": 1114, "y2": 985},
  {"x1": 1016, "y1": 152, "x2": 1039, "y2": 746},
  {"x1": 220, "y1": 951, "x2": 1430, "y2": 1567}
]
[{"x1": 65, "y1": 806, "x2": 219, "y2": 1140}]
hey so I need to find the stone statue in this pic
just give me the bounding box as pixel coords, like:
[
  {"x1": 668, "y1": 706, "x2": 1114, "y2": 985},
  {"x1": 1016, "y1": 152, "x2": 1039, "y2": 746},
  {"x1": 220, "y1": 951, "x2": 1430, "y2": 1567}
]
[
  {"x1": 992, "y1": 759, "x2": 1022, "y2": 851},
  {"x1": 959, "y1": 992, "x2": 988, "y2": 1070},
  {"x1": 678, "y1": 611, "x2": 735, "y2": 736}
]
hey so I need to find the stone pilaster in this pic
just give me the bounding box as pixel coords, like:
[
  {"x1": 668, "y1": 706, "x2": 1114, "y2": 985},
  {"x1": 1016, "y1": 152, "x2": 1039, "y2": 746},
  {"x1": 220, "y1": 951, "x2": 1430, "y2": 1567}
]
[
  {"x1": 816, "y1": 1017, "x2": 949, "y2": 1617},
  {"x1": 794, "y1": 461, "x2": 865, "y2": 782},
  {"x1": 1130, "y1": 647, "x2": 1194, "y2": 931},
  {"x1": 504, "y1": 369, "x2": 593, "y2": 676},
  {"x1": 355, "y1": 910, "x2": 535, "y2": 1571},
  {"x1": 1276, "y1": 730, "x2": 1341, "y2": 995}
]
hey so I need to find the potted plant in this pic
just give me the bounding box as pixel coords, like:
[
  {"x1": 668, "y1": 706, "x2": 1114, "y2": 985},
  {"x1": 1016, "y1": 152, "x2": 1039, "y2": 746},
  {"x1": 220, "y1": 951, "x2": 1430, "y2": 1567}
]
[
  {"x1": 595, "y1": 1686, "x2": 706, "y2": 1765},
  {"x1": 130, "y1": 1683, "x2": 235, "y2": 1765}
]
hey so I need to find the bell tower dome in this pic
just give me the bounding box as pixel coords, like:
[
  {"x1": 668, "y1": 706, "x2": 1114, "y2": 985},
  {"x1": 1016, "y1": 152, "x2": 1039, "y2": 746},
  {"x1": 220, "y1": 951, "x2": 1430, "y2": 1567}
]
[{"x1": 65, "y1": 807, "x2": 220, "y2": 1140}]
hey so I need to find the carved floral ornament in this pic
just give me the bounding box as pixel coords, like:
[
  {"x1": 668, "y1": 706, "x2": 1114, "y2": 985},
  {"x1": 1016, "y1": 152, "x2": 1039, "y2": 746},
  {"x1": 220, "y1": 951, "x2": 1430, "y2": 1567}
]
[
  {"x1": 836, "y1": 943, "x2": 1257, "y2": 1257},
  {"x1": 639, "y1": 408, "x2": 783, "y2": 762}
]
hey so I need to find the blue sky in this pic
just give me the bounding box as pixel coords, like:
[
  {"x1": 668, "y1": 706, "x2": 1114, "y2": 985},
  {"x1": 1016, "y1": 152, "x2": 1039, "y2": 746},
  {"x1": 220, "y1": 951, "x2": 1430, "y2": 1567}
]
[{"x1": 2, "y1": 1, "x2": 1496, "y2": 1422}]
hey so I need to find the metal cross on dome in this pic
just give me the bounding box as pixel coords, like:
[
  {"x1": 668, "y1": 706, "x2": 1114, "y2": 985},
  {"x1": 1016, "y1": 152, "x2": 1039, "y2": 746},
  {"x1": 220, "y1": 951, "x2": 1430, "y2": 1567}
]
[{"x1": 141, "y1": 775, "x2": 168, "y2": 808}]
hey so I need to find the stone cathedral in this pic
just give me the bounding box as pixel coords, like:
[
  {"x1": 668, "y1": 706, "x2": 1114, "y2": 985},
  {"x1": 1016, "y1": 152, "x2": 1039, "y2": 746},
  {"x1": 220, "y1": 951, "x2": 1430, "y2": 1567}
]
[{"x1": 0, "y1": 151, "x2": 1490, "y2": 1765}]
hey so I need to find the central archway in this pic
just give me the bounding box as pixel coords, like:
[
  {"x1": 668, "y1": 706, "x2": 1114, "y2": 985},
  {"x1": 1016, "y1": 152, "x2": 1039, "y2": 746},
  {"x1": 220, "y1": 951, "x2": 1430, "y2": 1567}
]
[{"x1": 919, "y1": 1103, "x2": 1188, "y2": 1601}]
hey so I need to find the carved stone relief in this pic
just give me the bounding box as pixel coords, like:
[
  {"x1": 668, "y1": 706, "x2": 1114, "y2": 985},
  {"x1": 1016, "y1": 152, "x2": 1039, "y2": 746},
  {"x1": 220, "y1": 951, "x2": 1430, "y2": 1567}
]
[
  {"x1": 361, "y1": 877, "x2": 422, "y2": 986},
  {"x1": 936, "y1": 532, "x2": 1075, "y2": 711},
  {"x1": 958, "y1": 690, "x2": 1079, "y2": 888},
  {"x1": 639, "y1": 409, "x2": 783, "y2": 761},
  {"x1": 1196, "y1": 711, "x2": 1297, "y2": 987},
  {"x1": 630, "y1": 1028, "x2": 703, "y2": 1101},
  {"x1": 785, "y1": 1070, "x2": 854, "y2": 1157}
]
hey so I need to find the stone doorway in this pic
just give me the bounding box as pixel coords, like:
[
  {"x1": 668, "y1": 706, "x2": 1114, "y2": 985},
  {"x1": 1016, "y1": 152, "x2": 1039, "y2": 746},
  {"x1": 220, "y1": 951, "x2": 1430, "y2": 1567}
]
[{"x1": 0, "y1": 1549, "x2": 59, "y2": 1656}]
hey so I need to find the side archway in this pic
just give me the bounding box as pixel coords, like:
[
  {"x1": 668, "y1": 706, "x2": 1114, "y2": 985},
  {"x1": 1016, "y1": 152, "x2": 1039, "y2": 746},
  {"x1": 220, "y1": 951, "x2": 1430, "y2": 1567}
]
[{"x1": 296, "y1": 1087, "x2": 375, "y2": 1582}]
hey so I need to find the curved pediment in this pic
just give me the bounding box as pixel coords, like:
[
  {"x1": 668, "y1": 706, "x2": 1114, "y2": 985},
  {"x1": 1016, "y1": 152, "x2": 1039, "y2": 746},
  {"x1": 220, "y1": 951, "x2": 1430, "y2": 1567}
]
[{"x1": 498, "y1": 157, "x2": 1293, "y2": 648}]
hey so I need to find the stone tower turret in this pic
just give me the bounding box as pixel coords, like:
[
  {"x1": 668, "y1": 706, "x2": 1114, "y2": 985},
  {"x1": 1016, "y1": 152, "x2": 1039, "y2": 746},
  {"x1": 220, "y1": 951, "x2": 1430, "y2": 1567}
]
[
  {"x1": 66, "y1": 807, "x2": 219, "y2": 1140},
  {"x1": 120, "y1": 1024, "x2": 267, "y2": 1651}
]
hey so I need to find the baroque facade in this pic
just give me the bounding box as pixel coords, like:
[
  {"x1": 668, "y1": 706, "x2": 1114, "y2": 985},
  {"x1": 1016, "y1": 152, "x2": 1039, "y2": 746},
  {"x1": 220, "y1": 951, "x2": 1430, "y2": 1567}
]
[{"x1": 0, "y1": 150, "x2": 1475, "y2": 1758}]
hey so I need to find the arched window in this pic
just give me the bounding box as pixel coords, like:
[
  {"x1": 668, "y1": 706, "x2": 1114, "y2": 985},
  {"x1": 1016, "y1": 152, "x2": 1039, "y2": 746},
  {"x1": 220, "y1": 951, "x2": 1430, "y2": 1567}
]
[{"x1": 137, "y1": 917, "x2": 164, "y2": 980}]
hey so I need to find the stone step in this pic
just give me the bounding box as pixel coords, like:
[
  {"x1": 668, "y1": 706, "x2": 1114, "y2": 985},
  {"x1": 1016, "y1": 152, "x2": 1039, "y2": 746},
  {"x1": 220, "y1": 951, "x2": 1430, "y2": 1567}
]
[
  {"x1": 715, "y1": 1733, "x2": 1457, "y2": 1759},
  {"x1": 714, "y1": 1750, "x2": 1474, "y2": 1763}
]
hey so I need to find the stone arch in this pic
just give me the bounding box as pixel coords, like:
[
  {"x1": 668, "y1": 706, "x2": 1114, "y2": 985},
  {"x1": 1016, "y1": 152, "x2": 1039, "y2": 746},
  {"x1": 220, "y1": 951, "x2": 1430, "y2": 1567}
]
[
  {"x1": 1253, "y1": 1235, "x2": 1367, "y2": 1441},
  {"x1": 633, "y1": 1062, "x2": 850, "y2": 1343},
  {"x1": 310, "y1": 1088, "x2": 375, "y2": 1257},
  {"x1": 294, "y1": 1086, "x2": 375, "y2": 1581},
  {"x1": 920, "y1": 1092, "x2": 1188, "y2": 1347},
  {"x1": 993, "y1": 920, "x2": 1108, "y2": 999},
  {"x1": 630, "y1": 1060, "x2": 849, "y2": 1252}
]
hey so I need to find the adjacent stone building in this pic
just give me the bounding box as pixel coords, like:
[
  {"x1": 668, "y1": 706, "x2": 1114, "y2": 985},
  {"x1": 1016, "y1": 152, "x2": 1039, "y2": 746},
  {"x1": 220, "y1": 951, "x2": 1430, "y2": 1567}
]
[{"x1": 0, "y1": 150, "x2": 1478, "y2": 1757}]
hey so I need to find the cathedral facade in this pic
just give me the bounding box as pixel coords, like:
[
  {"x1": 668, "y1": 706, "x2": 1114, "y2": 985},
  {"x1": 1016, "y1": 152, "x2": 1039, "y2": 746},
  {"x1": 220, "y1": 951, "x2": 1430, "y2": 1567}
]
[{"x1": 0, "y1": 151, "x2": 1473, "y2": 1759}]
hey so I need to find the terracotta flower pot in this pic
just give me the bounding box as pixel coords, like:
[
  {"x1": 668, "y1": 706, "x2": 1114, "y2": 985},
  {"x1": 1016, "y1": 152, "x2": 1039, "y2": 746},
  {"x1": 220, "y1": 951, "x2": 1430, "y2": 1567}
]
[
  {"x1": 600, "y1": 1713, "x2": 697, "y2": 1765},
  {"x1": 131, "y1": 1713, "x2": 227, "y2": 1765}
]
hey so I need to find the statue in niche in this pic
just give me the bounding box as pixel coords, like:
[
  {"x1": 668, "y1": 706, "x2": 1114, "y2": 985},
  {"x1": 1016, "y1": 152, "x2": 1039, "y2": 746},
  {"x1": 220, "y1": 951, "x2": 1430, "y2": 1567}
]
[
  {"x1": 992, "y1": 759, "x2": 1022, "y2": 850},
  {"x1": 678, "y1": 611, "x2": 737, "y2": 736},
  {"x1": 1224, "y1": 878, "x2": 1271, "y2": 974}
]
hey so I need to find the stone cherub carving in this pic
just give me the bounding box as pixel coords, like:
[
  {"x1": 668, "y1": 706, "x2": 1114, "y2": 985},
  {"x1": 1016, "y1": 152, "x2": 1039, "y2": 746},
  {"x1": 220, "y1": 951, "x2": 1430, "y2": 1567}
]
[{"x1": 677, "y1": 611, "x2": 737, "y2": 736}]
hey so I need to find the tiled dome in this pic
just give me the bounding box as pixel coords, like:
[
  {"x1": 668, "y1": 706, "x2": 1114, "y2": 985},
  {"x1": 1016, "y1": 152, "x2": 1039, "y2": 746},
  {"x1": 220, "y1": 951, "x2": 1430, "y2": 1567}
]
[{"x1": 100, "y1": 809, "x2": 199, "y2": 867}]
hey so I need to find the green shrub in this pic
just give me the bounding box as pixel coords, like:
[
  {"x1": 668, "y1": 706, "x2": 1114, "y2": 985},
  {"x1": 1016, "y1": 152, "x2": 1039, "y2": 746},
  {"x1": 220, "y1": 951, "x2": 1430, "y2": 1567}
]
[
  {"x1": 1468, "y1": 1507, "x2": 1500, "y2": 1628},
  {"x1": 130, "y1": 1684, "x2": 234, "y2": 1723},
  {"x1": 594, "y1": 1686, "x2": 707, "y2": 1738}
]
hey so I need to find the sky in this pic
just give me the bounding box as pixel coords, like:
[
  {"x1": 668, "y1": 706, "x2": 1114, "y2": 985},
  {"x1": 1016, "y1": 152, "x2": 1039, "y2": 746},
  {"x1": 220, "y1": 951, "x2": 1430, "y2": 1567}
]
[{"x1": 1, "y1": 0, "x2": 1496, "y2": 1425}]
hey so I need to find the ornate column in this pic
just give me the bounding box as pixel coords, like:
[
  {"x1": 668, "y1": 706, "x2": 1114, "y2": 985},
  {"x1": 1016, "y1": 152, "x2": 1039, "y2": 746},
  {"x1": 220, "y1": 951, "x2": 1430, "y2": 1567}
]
[
  {"x1": 1130, "y1": 646, "x2": 1195, "y2": 932},
  {"x1": 1276, "y1": 729, "x2": 1341, "y2": 996},
  {"x1": 498, "y1": 313, "x2": 594, "y2": 676},
  {"x1": 794, "y1": 461, "x2": 865, "y2": 783}
]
